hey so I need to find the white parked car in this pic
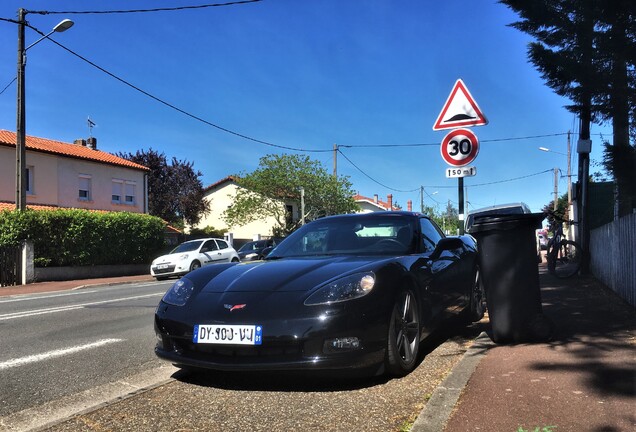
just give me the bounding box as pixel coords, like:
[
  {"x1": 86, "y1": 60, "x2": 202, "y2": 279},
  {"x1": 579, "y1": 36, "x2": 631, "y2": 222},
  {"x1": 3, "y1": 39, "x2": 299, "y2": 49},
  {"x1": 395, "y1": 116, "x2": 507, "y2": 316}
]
[{"x1": 150, "y1": 238, "x2": 240, "y2": 280}]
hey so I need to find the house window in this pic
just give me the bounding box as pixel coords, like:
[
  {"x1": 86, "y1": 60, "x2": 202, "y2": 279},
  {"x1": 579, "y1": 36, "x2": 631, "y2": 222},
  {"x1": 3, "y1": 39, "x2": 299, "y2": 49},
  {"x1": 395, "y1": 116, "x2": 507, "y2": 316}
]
[
  {"x1": 26, "y1": 166, "x2": 34, "y2": 195},
  {"x1": 79, "y1": 175, "x2": 91, "y2": 201},
  {"x1": 112, "y1": 180, "x2": 123, "y2": 203},
  {"x1": 125, "y1": 182, "x2": 135, "y2": 204},
  {"x1": 112, "y1": 179, "x2": 136, "y2": 205}
]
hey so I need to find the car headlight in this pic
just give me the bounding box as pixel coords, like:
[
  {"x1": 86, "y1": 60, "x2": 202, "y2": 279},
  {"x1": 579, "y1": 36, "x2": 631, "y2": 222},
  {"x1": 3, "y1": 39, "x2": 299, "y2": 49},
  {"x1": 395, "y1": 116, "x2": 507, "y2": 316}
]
[
  {"x1": 304, "y1": 272, "x2": 375, "y2": 306},
  {"x1": 178, "y1": 253, "x2": 190, "y2": 261},
  {"x1": 162, "y1": 278, "x2": 195, "y2": 306}
]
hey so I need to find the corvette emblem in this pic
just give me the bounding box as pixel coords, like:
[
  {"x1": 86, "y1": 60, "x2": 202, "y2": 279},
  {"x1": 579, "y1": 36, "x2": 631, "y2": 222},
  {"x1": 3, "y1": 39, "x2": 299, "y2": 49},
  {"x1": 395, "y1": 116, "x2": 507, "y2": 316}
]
[{"x1": 224, "y1": 304, "x2": 247, "y2": 312}]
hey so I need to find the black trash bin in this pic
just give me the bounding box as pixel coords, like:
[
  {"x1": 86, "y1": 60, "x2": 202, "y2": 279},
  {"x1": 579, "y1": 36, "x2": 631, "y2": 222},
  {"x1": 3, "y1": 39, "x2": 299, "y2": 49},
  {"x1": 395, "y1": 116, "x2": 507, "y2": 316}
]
[{"x1": 469, "y1": 213, "x2": 552, "y2": 343}]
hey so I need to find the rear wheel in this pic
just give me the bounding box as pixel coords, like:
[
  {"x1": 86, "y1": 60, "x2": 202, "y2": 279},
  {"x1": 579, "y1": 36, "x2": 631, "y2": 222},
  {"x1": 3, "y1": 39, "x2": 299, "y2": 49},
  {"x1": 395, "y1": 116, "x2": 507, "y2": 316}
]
[
  {"x1": 385, "y1": 289, "x2": 420, "y2": 376},
  {"x1": 468, "y1": 266, "x2": 486, "y2": 322}
]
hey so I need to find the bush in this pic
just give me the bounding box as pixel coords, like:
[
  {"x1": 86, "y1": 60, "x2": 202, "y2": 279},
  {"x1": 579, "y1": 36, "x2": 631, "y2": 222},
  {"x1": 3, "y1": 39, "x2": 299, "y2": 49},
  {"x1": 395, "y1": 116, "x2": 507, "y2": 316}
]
[{"x1": 0, "y1": 209, "x2": 166, "y2": 267}]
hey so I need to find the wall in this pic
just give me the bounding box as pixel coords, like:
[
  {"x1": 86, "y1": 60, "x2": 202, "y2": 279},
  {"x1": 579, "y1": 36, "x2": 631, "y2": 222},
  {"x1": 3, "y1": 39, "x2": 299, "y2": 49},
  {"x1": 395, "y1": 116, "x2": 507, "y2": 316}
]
[
  {"x1": 590, "y1": 212, "x2": 636, "y2": 307},
  {"x1": 193, "y1": 181, "x2": 288, "y2": 241},
  {"x1": 0, "y1": 145, "x2": 145, "y2": 213}
]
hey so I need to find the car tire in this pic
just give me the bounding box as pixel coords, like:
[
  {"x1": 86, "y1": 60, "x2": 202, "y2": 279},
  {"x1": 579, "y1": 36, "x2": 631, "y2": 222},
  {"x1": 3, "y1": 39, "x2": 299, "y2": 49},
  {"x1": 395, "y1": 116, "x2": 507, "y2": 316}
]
[
  {"x1": 468, "y1": 266, "x2": 486, "y2": 322},
  {"x1": 231, "y1": 257, "x2": 239, "y2": 263},
  {"x1": 385, "y1": 289, "x2": 420, "y2": 376},
  {"x1": 189, "y1": 261, "x2": 201, "y2": 271}
]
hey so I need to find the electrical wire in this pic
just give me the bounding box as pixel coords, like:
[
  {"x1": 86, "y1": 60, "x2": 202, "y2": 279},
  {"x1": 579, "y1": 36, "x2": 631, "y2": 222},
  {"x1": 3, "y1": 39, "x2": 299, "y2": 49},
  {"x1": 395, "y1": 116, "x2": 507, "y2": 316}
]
[
  {"x1": 24, "y1": 23, "x2": 329, "y2": 154},
  {"x1": 337, "y1": 148, "x2": 420, "y2": 193},
  {"x1": 26, "y1": 1, "x2": 262, "y2": 15}
]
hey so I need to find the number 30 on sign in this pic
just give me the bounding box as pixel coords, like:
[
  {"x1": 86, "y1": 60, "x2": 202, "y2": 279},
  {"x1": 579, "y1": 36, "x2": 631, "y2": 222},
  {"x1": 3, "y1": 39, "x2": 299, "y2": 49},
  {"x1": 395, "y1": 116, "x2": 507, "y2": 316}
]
[{"x1": 440, "y1": 128, "x2": 480, "y2": 167}]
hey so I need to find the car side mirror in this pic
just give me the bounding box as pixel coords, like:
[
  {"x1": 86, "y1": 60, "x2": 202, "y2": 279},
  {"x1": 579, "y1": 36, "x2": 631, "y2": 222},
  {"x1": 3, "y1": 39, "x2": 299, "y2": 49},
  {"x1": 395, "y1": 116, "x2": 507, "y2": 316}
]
[{"x1": 429, "y1": 237, "x2": 463, "y2": 260}]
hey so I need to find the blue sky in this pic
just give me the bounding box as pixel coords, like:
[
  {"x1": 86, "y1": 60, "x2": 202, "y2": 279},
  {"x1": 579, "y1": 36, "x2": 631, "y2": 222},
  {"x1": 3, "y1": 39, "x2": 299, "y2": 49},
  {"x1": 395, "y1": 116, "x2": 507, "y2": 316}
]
[{"x1": 0, "y1": 0, "x2": 611, "y2": 218}]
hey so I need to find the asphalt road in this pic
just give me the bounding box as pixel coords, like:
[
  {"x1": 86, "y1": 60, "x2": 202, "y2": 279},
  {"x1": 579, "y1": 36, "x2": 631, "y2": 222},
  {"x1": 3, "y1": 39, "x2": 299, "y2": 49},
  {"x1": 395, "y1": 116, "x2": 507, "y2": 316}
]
[
  {"x1": 0, "y1": 281, "x2": 171, "y2": 428},
  {"x1": 44, "y1": 320, "x2": 485, "y2": 432}
]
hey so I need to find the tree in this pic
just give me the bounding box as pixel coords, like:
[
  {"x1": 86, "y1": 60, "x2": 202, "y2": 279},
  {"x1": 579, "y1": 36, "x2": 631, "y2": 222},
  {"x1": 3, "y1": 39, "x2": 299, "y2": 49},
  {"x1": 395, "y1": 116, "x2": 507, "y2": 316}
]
[
  {"x1": 223, "y1": 154, "x2": 358, "y2": 235},
  {"x1": 118, "y1": 149, "x2": 209, "y2": 227},
  {"x1": 500, "y1": 0, "x2": 636, "y2": 215}
]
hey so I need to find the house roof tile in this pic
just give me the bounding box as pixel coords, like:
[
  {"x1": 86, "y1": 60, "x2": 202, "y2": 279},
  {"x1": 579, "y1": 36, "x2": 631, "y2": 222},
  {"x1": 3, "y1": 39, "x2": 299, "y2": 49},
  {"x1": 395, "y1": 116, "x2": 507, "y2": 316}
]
[
  {"x1": 0, "y1": 129, "x2": 149, "y2": 171},
  {"x1": 353, "y1": 194, "x2": 398, "y2": 211}
]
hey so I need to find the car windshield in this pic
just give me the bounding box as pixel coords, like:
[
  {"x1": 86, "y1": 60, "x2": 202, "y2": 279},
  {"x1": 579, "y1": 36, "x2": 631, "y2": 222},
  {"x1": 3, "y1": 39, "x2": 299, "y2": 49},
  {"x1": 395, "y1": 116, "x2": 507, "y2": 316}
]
[
  {"x1": 238, "y1": 242, "x2": 258, "y2": 252},
  {"x1": 170, "y1": 240, "x2": 203, "y2": 254},
  {"x1": 270, "y1": 214, "x2": 417, "y2": 258}
]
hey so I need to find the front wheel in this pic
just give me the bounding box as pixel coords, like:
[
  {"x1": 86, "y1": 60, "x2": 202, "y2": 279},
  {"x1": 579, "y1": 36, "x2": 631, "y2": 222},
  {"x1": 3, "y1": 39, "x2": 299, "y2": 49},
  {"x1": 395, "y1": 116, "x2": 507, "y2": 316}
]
[
  {"x1": 550, "y1": 240, "x2": 582, "y2": 278},
  {"x1": 385, "y1": 289, "x2": 420, "y2": 376},
  {"x1": 468, "y1": 266, "x2": 486, "y2": 322}
]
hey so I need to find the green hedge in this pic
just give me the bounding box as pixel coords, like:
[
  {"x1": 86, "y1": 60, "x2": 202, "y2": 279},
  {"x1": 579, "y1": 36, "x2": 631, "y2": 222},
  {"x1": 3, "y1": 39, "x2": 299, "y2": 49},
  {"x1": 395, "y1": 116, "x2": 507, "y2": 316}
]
[{"x1": 0, "y1": 209, "x2": 166, "y2": 267}]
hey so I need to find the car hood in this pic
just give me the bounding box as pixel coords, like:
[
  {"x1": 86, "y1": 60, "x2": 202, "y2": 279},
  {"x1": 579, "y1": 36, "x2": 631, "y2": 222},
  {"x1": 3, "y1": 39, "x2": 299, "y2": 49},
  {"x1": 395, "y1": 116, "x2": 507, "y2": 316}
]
[{"x1": 201, "y1": 256, "x2": 391, "y2": 293}]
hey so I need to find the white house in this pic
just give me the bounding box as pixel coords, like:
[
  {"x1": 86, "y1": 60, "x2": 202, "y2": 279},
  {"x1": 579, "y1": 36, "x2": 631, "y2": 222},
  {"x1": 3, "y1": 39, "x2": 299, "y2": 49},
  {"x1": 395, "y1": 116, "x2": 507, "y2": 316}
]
[
  {"x1": 192, "y1": 176, "x2": 299, "y2": 244},
  {"x1": 0, "y1": 129, "x2": 149, "y2": 213}
]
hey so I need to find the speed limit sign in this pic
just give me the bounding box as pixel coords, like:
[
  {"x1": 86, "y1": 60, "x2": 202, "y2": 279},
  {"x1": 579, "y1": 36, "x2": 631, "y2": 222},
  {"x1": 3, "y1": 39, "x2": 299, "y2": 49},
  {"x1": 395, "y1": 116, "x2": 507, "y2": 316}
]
[{"x1": 440, "y1": 128, "x2": 480, "y2": 167}]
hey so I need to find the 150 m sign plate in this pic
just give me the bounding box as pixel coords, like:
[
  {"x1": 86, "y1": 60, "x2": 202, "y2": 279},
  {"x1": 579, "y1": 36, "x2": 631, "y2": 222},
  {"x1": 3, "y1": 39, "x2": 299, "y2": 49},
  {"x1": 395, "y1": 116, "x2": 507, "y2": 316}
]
[{"x1": 446, "y1": 166, "x2": 476, "y2": 178}]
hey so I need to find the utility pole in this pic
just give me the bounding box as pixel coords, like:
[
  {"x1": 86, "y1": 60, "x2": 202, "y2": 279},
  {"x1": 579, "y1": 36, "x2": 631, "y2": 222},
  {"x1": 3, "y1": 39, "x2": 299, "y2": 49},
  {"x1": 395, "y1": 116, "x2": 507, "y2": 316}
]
[
  {"x1": 16, "y1": 8, "x2": 26, "y2": 211},
  {"x1": 420, "y1": 186, "x2": 424, "y2": 213},
  {"x1": 333, "y1": 144, "x2": 338, "y2": 177},
  {"x1": 553, "y1": 167, "x2": 559, "y2": 211}
]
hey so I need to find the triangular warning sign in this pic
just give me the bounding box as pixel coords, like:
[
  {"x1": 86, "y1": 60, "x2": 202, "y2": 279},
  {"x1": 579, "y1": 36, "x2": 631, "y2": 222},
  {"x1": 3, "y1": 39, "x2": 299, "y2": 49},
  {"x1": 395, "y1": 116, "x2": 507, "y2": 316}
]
[{"x1": 433, "y1": 79, "x2": 488, "y2": 130}]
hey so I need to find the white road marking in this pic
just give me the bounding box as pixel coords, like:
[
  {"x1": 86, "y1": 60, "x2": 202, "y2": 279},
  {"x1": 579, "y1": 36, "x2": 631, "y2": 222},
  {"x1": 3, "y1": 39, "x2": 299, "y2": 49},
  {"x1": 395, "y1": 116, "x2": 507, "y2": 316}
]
[
  {"x1": 0, "y1": 289, "x2": 99, "y2": 304},
  {"x1": 0, "y1": 338, "x2": 124, "y2": 371},
  {"x1": 0, "y1": 292, "x2": 164, "y2": 321}
]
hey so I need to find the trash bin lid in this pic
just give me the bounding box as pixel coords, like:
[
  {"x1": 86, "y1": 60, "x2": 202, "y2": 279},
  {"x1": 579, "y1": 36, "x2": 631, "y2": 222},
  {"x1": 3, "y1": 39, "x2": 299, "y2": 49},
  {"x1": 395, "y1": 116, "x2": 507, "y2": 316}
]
[{"x1": 468, "y1": 212, "x2": 545, "y2": 233}]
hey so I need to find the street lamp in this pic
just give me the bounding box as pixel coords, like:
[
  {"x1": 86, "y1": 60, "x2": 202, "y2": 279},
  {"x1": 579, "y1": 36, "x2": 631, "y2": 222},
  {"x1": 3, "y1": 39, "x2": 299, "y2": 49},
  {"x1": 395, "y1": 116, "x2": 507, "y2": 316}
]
[
  {"x1": 16, "y1": 9, "x2": 74, "y2": 210},
  {"x1": 298, "y1": 187, "x2": 305, "y2": 225},
  {"x1": 539, "y1": 139, "x2": 572, "y2": 208}
]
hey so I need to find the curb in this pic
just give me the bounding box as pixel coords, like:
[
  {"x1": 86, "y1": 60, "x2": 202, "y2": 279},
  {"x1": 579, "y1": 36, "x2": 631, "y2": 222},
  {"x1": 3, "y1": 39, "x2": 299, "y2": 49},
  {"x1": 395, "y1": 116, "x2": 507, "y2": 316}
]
[{"x1": 411, "y1": 331, "x2": 494, "y2": 432}]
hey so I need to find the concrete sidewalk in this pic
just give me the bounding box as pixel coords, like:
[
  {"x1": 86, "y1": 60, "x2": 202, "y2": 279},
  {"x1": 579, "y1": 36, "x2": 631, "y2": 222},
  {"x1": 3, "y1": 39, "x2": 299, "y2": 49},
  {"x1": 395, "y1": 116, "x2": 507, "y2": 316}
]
[{"x1": 416, "y1": 268, "x2": 635, "y2": 432}]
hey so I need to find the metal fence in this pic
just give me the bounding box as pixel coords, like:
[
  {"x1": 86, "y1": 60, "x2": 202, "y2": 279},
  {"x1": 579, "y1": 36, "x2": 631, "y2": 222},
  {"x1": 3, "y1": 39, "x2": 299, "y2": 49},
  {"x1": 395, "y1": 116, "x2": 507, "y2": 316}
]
[
  {"x1": 0, "y1": 244, "x2": 19, "y2": 287},
  {"x1": 590, "y1": 212, "x2": 636, "y2": 307}
]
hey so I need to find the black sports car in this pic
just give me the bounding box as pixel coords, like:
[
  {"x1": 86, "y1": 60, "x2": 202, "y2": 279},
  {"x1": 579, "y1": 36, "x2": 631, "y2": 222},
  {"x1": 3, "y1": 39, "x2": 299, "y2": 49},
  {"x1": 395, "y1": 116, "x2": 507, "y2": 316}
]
[{"x1": 154, "y1": 211, "x2": 484, "y2": 376}]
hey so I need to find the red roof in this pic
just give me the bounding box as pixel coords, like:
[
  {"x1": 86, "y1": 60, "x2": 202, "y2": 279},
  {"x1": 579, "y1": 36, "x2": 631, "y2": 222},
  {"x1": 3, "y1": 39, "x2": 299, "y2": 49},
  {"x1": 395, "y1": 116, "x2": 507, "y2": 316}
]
[
  {"x1": 0, "y1": 129, "x2": 149, "y2": 171},
  {"x1": 203, "y1": 176, "x2": 238, "y2": 193},
  {"x1": 0, "y1": 201, "x2": 109, "y2": 213},
  {"x1": 354, "y1": 194, "x2": 398, "y2": 211}
]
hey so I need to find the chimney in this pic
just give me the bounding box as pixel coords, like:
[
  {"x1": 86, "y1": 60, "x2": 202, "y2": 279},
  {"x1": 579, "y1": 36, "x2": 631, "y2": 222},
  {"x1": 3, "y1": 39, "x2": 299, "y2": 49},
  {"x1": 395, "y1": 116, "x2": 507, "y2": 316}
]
[
  {"x1": 374, "y1": 194, "x2": 378, "y2": 203},
  {"x1": 407, "y1": 200, "x2": 412, "y2": 211},
  {"x1": 86, "y1": 137, "x2": 97, "y2": 150},
  {"x1": 74, "y1": 139, "x2": 87, "y2": 147},
  {"x1": 387, "y1": 194, "x2": 393, "y2": 210}
]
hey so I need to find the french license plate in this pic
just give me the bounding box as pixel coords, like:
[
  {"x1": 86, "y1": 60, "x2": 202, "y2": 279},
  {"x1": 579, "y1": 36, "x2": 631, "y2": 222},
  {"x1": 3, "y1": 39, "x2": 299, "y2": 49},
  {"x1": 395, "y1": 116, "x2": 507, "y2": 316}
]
[
  {"x1": 193, "y1": 324, "x2": 262, "y2": 345},
  {"x1": 157, "y1": 264, "x2": 169, "y2": 269}
]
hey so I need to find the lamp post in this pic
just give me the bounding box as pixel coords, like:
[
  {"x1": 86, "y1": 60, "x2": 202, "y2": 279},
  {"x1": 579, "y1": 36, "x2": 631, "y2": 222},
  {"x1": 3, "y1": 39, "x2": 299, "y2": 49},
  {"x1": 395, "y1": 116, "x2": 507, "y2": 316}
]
[
  {"x1": 16, "y1": 9, "x2": 73, "y2": 210},
  {"x1": 299, "y1": 187, "x2": 305, "y2": 225},
  {"x1": 539, "y1": 136, "x2": 572, "y2": 209}
]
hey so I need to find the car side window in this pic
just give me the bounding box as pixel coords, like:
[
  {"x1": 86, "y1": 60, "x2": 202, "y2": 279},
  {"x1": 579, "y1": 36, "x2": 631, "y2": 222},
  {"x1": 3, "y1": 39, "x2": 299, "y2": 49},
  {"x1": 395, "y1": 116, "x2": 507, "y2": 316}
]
[
  {"x1": 202, "y1": 240, "x2": 219, "y2": 252},
  {"x1": 419, "y1": 218, "x2": 443, "y2": 253},
  {"x1": 215, "y1": 239, "x2": 229, "y2": 250}
]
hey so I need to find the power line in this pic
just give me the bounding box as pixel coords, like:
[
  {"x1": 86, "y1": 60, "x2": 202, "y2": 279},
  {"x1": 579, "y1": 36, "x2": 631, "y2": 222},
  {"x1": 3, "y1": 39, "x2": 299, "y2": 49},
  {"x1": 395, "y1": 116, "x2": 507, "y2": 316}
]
[
  {"x1": 339, "y1": 146, "x2": 554, "y2": 192},
  {"x1": 337, "y1": 149, "x2": 419, "y2": 193},
  {"x1": 26, "y1": 1, "x2": 262, "y2": 15},
  {"x1": 24, "y1": 22, "x2": 329, "y2": 154}
]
